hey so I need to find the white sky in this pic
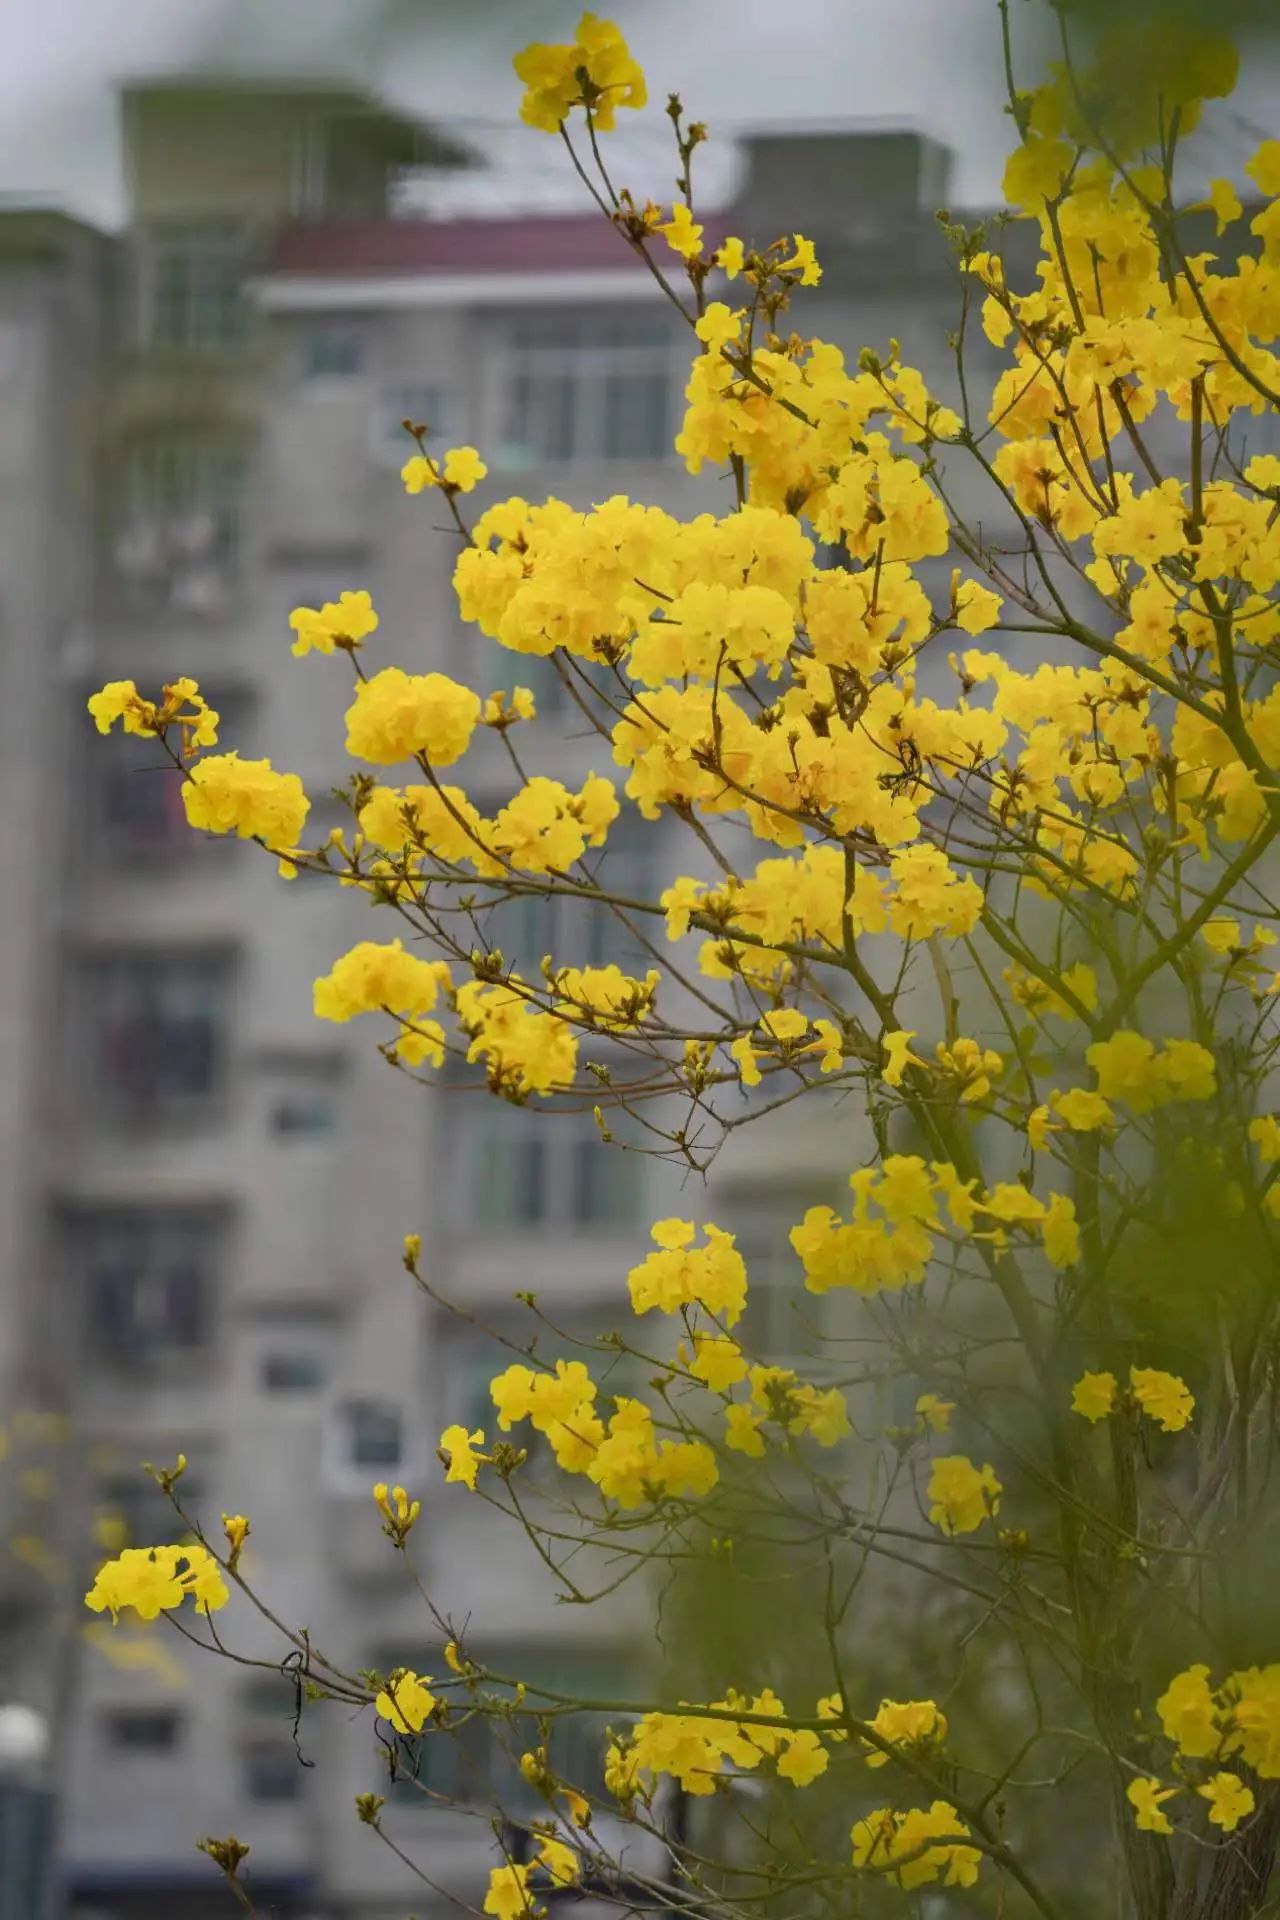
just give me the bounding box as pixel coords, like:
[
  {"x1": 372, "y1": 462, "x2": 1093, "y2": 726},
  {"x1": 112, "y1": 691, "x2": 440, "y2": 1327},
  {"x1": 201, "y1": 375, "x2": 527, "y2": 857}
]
[{"x1": 0, "y1": 0, "x2": 1274, "y2": 230}]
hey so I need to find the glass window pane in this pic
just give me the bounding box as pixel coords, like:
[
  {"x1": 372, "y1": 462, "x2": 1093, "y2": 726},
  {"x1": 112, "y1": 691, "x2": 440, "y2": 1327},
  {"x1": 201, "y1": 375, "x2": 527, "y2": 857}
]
[
  {"x1": 83, "y1": 951, "x2": 231, "y2": 1117},
  {"x1": 345, "y1": 1400, "x2": 402, "y2": 1469},
  {"x1": 471, "y1": 1124, "x2": 545, "y2": 1228},
  {"x1": 602, "y1": 371, "x2": 670, "y2": 461},
  {"x1": 103, "y1": 1710, "x2": 181, "y2": 1752},
  {"x1": 75, "y1": 1208, "x2": 219, "y2": 1367},
  {"x1": 243, "y1": 1737, "x2": 304, "y2": 1802},
  {"x1": 571, "y1": 1136, "x2": 641, "y2": 1227}
]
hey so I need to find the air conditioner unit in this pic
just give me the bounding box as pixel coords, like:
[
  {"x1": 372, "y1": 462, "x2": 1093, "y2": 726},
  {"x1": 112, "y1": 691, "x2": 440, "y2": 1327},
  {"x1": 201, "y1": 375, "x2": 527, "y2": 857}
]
[
  {"x1": 170, "y1": 511, "x2": 217, "y2": 560},
  {"x1": 114, "y1": 521, "x2": 164, "y2": 578},
  {"x1": 169, "y1": 567, "x2": 228, "y2": 615}
]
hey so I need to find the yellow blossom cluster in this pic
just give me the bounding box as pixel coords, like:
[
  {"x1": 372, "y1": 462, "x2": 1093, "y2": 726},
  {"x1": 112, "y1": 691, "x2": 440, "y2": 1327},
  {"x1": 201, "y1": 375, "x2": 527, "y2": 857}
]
[
  {"x1": 289, "y1": 589, "x2": 379, "y2": 658},
  {"x1": 513, "y1": 11, "x2": 645, "y2": 133},
  {"x1": 722, "y1": 1364, "x2": 850, "y2": 1457},
  {"x1": 1071, "y1": 1367, "x2": 1195, "y2": 1431},
  {"x1": 313, "y1": 939, "x2": 452, "y2": 1069},
  {"x1": 84, "y1": 1544, "x2": 229, "y2": 1622},
  {"x1": 344, "y1": 667, "x2": 481, "y2": 768},
  {"x1": 88, "y1": 677, "x2": 219, "y2": 756},
  {"x1": 1125, "y1": 1659, "x2": 1280, "y2": 1837},
  {"x1": 182, "y1": 753, "x2": 311, "y2": 857},
  {"x1": 850, "y1": 1801, "x2": 981, "y2": 1890},
  {"x1": 375, "y1": 1668, "x2": 437, "y2": 1735},
  {"x1": 605, "y1": 1690, "x2": 829, "y2": 1798},
  {"x1": 627, "y1": 1219, "x2": 748, "y2": 1325},
  {"x1": 926, "y1": 1456, "x2": 1003, "y2": 1536}
]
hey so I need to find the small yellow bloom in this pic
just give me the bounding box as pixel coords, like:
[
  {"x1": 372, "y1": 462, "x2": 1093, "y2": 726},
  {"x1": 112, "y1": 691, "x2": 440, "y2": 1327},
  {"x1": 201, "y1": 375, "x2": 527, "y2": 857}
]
[
  {"x1": 373, "y1": 1482, "x2": 421, "y2": 1543},
  {"x1": 376, "y1": 1668, "x2": 436, "y2": 1735},
  {"x1": 443, "y1": 446, "x2": 488, "y2": 492},
  {"x1": 1198, "y1": 1771, "x2": 1254, "y2": 1832},
  {"x1": 915, "y1": 1393, "x2": 954, "y2": 1434},
  {"x1": 881, "y1": 1029, "x2": 922, "y2": 1088},
  {"x1": 1071, "y1": 1371, "x2": 1116, "y2": 1423},
  {"x1": 1127, "y1": 1776, "x2": 1178, "y2": 1834},
  {"x1": 658, "y1": 202, "x2": 703, "y2": 259},
  {"x1": 926, "y1": 1456, "x2": 1001, "y2": 1535},
  {"x1": 1129, "y1": 1367, "x2": 1194, "y2": 1433},
  {"x1": 438, "y1": 1425, "x2": 487, "y2": 1491},
  {"x1": 220, "y1": 1513, "x2": 250, "y2": 1570}
]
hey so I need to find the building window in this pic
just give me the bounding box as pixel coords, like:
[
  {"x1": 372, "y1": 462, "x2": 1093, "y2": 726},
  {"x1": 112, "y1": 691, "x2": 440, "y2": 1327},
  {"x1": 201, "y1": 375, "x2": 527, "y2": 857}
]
[
  {"x1": 369, "y1": 379, "x2": 452, "y2": 467},
  {"x1": 77, "y1": 948, "x2": 233, "y2": 1122},
  {"x1": 102, "y1": 1709, "x2": 182, "y2": 1753},
  {"x1": 453, "y1": 1096, "x2": 641, "y2": 1233},
  {"x1": 243, "y1": 1735, "x2": 304, "y2": 1803},
  {"x1": 258, "y1": 1046, "x2": 346, "y2": 1137},
  {"x1": 115, "y1": 438, "x2": 247, "y2": 609},
  {"x1": 144, "y1": 223, "x2": 246, "y2": 351},
  {"x1": 96, "y1": 1463, "x2": 204, "y2": 1549},
  {"x1": 302, "y1": 323, "x2": 366, "y2": 380},
  {"x1": 479, "y1": 808, "x2": 658, "y2": 975},
  {"x1": 71, "y1": 1207, "x2": 223, "y2": 1370},
  {"x1": 494, "y1": 309, "x2": 678, "y2": 468},
  {"x1": 255, "y1": 1308, "x2": 336, "y2": 1394},
  {"x1": 86, "y1": 690, "x2": 251, "y2": 864},
  {"x1": 337, "y1": 1399, "x2": 403, "y2": 1470}
]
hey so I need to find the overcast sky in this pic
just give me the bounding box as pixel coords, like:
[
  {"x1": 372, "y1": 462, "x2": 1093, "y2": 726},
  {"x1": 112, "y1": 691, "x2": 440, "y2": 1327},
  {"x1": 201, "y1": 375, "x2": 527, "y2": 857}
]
[{"x1": 0, "y1": 0, "x2": 1272, "y2": 229}]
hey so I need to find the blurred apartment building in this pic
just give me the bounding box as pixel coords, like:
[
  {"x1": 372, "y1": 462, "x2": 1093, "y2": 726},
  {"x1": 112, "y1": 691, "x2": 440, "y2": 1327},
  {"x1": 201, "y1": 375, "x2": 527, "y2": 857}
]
[{"x1": 0, "y1": 76, "x2": 969, "y2": 1920}]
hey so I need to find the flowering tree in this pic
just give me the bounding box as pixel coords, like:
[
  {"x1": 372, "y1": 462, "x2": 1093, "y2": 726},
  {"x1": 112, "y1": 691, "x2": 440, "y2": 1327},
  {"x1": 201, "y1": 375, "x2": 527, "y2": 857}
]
[{"x1": 83, "y1": 8, "x2": 1280, "y2": 1917}]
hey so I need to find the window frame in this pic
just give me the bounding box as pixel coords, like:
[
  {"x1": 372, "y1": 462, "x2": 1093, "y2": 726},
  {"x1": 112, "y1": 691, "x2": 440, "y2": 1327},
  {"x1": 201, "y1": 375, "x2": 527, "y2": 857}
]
[
  {"x1": 68, "y1": 1204, "x2": 226, "y2": 1377},
  {"x1": 140, "y1": 221, "x2": 248, "y2": 353},
  {"x1": 73, "y1": 944, "x2": 236, "y2": 1127},
  {"x1": 486, "y1": 306, "x2": 682, "y2": 470}
]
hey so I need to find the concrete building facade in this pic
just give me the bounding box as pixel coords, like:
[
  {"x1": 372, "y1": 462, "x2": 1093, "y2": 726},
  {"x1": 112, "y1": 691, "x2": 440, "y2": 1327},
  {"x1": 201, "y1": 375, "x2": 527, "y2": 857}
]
[{"x1": 0, "y1": 77, "x2": 973, "y2": 1920}]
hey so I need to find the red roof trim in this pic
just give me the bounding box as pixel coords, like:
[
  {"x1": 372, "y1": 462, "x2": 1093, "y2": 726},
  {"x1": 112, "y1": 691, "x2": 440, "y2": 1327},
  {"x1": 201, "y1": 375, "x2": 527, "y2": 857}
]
[{"x1": 270, "y1": 211, "x2": 732, "y2": 277}]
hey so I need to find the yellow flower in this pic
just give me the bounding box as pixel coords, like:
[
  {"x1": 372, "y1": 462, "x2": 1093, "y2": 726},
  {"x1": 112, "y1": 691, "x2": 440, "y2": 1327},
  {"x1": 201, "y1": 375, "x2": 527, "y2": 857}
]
[
  {"x1": 344, "y1": 666, "x2": 481, "y2": 767},
  {"x1": 375, "y1": 1668, "x2": 436, "y2": 1735},
  {"x1": 724, "y1": 1404, "x2": 766, "y2": 1457},
  {"x1": 1245, "y1": 138, "x2": 1280, "y2": 197},
  {"x1": 915, "y1": 1393, "x2": 954, "y2": 1433},
  {"x1": 851, "y1": 1801, "x2": 980, "y2": 1889},
  {"x1": 1071, "y1": 1371, "x2": 1116, "y2": 1423},
  {"x1": 1205, "y1": 178, "x2": 1242, "y2": 233},
  {"x1": 1127, "y1": 1776, "x2": 1178, "y2": 1834},
  {"x1": 182, "y1": 753, "x2": 310, "y2": 851},
  {"x1": 373, "y1": 1482, "x2": 421, "y2": 1541},
  {"x1": 1228, "y1": 1663, "x2": 1280, "y2": 1776},
  {"x1": 1053, "y1": 1088, "x2": 1116, "y2": 1131},
  {"x1": 444, "y1": 446, "x2": 488, "y2": 492},
  {"x1": 953, "y1": 578, "x2": 1003, "y2": 635},
  {"x1": 1129, "y1": 1366, "x2": 1194, "y2": 1433},
  {"x1": 685, "y1": 1333, "x2": 747, "y2": 1392},
  {"x1": 438, "y1": 1425, "x2": 487, "y2": 1491},
  {"x1": 513, "y1": 14, "x2": 646, "y2": 134},
  {"x1": 776, "y1": 1729, "x2": 828, "y2": 1784},
  {"x1": 1198, "y1": 1771, "x2": 1254, "y2": 1832},
  {"x1": 863, "y1": 1697, "x2": 947, "y2": 1767},
  {"x1": 532, "y1": 1832, "x2": 579, "y2": 1885},
  {"x1": 288, "y1": 589, "x2": 378, "y2": 658},
  {"x1": 1157, "y1": 1665, "x2": 1220, "y2": 1758},
  {"x1": 84, "y1": 1545, "x2": 229, "y2": 1623},
  {"x1": 881, "y1": 1029, "x2": 921, "y2": 1088},
  {"x1": 926, "y1": 1456, "x2": 1001, "y2": 1535},
  {"x1": 777, "y1": 234, "x2": 821, "y2": 285},
  {"x1": 220, "y1": 1513, "x2": 250, "y2": 1569},
  {"x1": 484, "y1": 1863, "x2": 536, "y2": 1920},
  {"x1": 715, "y1": 236, "x2": 746, "y2": 279},
  {"x1": 658, "y1": 202, "x2": 703, "y2": 259}
]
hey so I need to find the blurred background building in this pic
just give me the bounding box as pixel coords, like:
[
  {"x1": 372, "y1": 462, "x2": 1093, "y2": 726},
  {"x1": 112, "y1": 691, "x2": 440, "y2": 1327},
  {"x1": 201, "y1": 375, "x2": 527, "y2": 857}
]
[
  {"x1": 0, "y1": 63, "x2": 967, "y2": 1918},
  {"x1": 0, "y1": 3, "x2": 1274, "y2": 1917}
]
